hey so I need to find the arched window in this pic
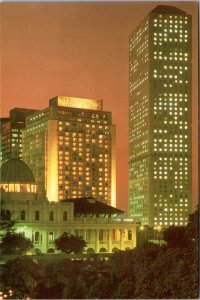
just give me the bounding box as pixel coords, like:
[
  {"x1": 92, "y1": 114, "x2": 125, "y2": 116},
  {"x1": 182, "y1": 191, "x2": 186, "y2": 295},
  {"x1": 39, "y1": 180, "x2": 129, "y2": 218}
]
[
  {"x1": 35, "y1": 231, "x2": 40, "y2": 242},
  {"x1": 49, "y1": 211, "x2": 54, "y2": 221},
  {"x1": 5, "y1": 210, "x2": 11, "y2": 220},
  {"x1": 63, "y1": 211, "x2": 67, "y2": 221},
  {"x1": 35, "y1": 211, "x2": 40, "y2": 221},
  {"x1": 21, "y1": 210, "x2": 25, "y2": 221},
  {"x1": 128, "y1": 230, "x2": 132, "y2": 241},
  {"x1": 87, "y1": 248, "x2": 94, "y2": 254},
  {"x1": 112, "y1": 247, "x2": 119, "y2": 253},
  {"x1": 100, "y1": 247, "x2": 107, "y2": 253},
  {"x1": 47, "y1": 248, "x2": 54, "y2": 254}
]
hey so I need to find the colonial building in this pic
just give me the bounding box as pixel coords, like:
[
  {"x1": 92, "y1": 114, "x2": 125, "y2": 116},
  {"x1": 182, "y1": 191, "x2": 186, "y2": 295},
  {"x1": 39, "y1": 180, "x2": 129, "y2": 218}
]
[{"x1": 1, "y1": 158, "x2": 136, "y2": 254}]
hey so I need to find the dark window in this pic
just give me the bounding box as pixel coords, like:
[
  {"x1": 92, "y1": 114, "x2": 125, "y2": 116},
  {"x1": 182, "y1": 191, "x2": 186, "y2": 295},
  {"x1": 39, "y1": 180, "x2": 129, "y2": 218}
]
[
  {"x1": 49, "y1": 211, "x2": 54, "y2": 221},
  {"x1": 63, "y1": 211, "x2": 67, "y2": 221},
  {"x1": 21, "y1": 210, "x2": 25, "y2": 221},
  {"x1": 99, "y1": 230, "x2": 103, "y2": 241},
  {"x1": 128, "y1": 230, "x2": 132, "y2": 241},
  {"x1": 35, "y1": 211, "x2": 40, "y2": 221},
  {"x1": 5, "y1": 210, "x2": 11, "y2": 220},
  {"x1": 35, "y1": 231, "x2": 40, "y2": 242}
]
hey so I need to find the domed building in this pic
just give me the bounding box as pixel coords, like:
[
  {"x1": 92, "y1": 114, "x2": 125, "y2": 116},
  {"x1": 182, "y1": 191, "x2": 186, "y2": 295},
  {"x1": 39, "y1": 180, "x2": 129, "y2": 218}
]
[
  {"x1": 1, "y1": 158, "x2": 37, "y2": 201},
  {"x1": 1, "y1": 158, "x2": 136, "y2": 255}
]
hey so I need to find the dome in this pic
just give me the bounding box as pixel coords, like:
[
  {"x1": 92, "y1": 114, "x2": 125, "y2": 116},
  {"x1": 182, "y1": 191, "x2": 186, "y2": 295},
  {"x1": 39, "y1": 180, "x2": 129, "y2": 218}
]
[{"x1": 0, "y1": 158, "x2": 36, "y2": 184}]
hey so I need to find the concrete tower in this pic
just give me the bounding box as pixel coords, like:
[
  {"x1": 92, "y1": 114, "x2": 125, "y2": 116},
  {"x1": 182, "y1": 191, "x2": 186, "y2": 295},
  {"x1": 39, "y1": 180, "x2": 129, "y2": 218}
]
[{"x1": 129, "y1": 6, "x2": 192, "y2": 227}]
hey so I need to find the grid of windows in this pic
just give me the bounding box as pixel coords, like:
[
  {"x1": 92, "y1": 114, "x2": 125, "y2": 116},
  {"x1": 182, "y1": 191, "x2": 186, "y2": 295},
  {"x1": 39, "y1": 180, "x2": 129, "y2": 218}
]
[
  {"x1": 129, "y1": 7, "x2": 192, "y2": 227},
  {"x1": 57, "y1": 120, "x2": 112, "y2": 203},
  {"x1": 23, "y1": 100, "x2": 115, "y2": 206}
]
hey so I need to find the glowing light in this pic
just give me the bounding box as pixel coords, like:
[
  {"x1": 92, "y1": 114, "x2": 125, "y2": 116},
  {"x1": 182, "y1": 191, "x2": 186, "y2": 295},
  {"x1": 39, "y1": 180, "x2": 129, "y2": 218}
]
[
  {"x1": 46, "y1": 120, "x2": 58, "y2": 202},
  {"x1": 111, "y1": 125, "x2": 116, "y2": 207},
  {"x1": 50, "y1": 96, "x2": 103, "y2": 111}
]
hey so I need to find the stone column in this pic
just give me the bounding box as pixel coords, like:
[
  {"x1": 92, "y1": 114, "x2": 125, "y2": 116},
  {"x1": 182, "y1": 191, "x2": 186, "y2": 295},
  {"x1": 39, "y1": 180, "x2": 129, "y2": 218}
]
[
  {"x1": 43, "y1": 230, "x2": 48, "y2": 253},
  {"x1": 95, "y1": 229, "x2": 99, "y2": 253},
  {"x1": 108, "y1": 229, "x2": 112, "y2": 253}
]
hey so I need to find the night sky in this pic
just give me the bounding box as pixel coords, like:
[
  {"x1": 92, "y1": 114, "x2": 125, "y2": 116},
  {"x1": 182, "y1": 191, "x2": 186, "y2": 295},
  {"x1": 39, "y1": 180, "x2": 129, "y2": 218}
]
[{"x1": 1, "y1": 1, "x2": 198, "y2": 211}]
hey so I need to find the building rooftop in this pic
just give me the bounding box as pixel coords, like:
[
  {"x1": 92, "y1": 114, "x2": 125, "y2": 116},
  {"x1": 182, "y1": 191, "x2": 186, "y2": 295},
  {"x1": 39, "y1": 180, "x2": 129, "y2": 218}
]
[
  {"x1": 49, "y1": 96, "x2": 103, "y2": 111},
  {"x1": 0, "y1": 158, "x2": 36, "y2": 183},
  {"x1": 151, "y1": 5, "x2": 186, "y2": 15},
  {"x1": 61, "y1": 197, "x2": 124, "y2": 215}
]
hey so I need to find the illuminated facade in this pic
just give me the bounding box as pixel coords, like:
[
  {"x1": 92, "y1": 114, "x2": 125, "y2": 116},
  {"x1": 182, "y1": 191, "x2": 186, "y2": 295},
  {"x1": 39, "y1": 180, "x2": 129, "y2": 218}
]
[
  {"x1": 22, "y1": 96, "x2": 116, "y2": 206},
  {"x1": 129, "y1": 6, "x2": 192, "y2": 227},
  {"x1": 0, "y1": 108, "x2": 38, "y2": 164},
  {"x1": 1, "y1": 158, "x2": 136, "y2": 254}
]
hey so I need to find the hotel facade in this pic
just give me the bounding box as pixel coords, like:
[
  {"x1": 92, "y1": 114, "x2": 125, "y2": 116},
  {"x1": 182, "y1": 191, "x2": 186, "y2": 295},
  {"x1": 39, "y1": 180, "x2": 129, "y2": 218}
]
[
  {"x1": 129, "y1": 6, "x2": 192, "y2": 227},
  {"x1": 22, "y1": 97, "x2": 116, "y2": 207}
]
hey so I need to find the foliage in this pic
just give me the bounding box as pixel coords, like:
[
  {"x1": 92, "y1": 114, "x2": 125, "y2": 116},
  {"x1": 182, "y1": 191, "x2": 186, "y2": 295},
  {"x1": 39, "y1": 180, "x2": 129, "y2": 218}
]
[
  {"x1": 185, "y1": 206, "x2": 199, "y2": 247},
  {"x1": 1, "y1": 208, "x2": 198, "y2": 299},
  {"x1": 1, "y1": 231, "x2": 33, "y2": 255},
  {"x1": 163, "y1": 225, "x2": 190, "y2": 248},
  {"x1": 54, "y1": 232, "x2": 87, "y2": 254},
  {"x1": 2, "y1": 256, "x2": 40, "y2": 299},
  {"x1": 35, "y1": 241, "x2": 198, "y2": 299},
  {"x1": 0, "y1": 208, "x2": 15, "y2": 231},
  {"x1": 36, "y1": 260, "x2": 85, "y2": 299}
]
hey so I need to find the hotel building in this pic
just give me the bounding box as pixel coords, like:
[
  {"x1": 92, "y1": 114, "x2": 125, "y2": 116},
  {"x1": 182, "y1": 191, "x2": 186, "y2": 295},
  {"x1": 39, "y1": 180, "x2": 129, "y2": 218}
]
[
  {"x1": 22, "y1": 97, "x2": 116, "y2": 206},
  {"x1": 129, "y1": 6, "x2": 192, "y2": 226}
]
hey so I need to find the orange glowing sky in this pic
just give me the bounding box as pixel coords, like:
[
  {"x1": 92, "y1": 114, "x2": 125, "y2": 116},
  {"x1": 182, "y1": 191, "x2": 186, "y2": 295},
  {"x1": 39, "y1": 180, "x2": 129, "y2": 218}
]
[{"x1": 1, "y1": 1, "x2": 198, "y2": 211}]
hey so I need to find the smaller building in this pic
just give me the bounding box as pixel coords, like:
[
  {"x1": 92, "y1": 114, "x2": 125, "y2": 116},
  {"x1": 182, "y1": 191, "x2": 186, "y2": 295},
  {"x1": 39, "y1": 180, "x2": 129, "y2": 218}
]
[
  {"x1": 0, "y1": 108, "x2": 38, "y2": 164},
  {"x1": 1, "y1": 158, "x2": 136, "y2": 254}
]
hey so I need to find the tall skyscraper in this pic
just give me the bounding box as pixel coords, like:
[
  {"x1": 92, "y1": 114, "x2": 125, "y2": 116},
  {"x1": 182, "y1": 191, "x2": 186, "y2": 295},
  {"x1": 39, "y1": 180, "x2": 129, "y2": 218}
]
[
  {"x1": 0, "y1": 108, "x2": 38, "y2": 164},
  {"x1": 22, "y1": 96, "x2": 116, "y2": 206},
  {"x1": 129, "y1": 6, "x2": 192, "y2": 227}
]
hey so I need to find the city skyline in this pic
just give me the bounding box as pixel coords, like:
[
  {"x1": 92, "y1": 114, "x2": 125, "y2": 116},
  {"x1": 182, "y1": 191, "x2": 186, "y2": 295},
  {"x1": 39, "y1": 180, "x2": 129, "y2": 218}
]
[{"x1": 1, "y1": 1, "x2": 198, "y2": 211}]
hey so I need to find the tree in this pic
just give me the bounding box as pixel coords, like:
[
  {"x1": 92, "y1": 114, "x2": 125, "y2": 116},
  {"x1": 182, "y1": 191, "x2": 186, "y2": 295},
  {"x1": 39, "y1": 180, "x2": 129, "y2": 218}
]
[
  {"x1": 1, "y1": 231, "x2": 33, "y2": 255},
  {"x1": 54, "y1": 232, "x2": 87, "y2": 254},
  {"x1": 0, "y1": 208, "x2": 15, "y2": 231},
  {"x1": 185, "y1": 207, "x2": 199, "y2": 247},
  {"x1": 163, "y1": 226, "x2": 189, "y2": 248},
  {"x1": 2, "y1": 256, "x2": 40, "y2": 299},
  {"x1": 36, "y1": 260, "x2": 85, "y2": 299}
]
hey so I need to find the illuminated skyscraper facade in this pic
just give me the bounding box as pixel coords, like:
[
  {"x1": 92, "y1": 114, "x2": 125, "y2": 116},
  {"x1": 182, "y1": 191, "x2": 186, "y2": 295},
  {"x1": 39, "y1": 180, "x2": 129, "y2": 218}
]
[
  {"x1": 129, "y1": 6, "x2": 192, "y2": 226},
  {"x1": 0, "y1": 108, "x2": 38, "y2": 164},
  {"x1": 22, "y1": 97, "x2": 116, "y2": 206}
]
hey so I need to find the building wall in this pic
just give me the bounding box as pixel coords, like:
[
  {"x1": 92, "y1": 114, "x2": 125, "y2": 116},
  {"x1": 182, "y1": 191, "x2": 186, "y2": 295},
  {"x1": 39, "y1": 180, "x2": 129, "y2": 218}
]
[
  {"x1": 22, "y1": 98, "x2": 116, "y2": 206},
  {"x1": 3, "y1": 199, "x2": 136, "y2": 254},
  {"x1": 0, "y1": 109, "x2": 37, "y2": 164},
  {"x1": 129, "y1": 15, "x2": 150, "y2": 225},
  {"x1": 129, "y1": 7, "x2": 192, "y2": 227}
]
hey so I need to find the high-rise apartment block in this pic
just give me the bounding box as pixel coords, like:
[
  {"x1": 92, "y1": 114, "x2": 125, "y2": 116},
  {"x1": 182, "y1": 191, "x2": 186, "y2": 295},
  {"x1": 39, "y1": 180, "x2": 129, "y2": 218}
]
[
  {"x1": 0, "y1": 108, "x2": 38, "y2": 163},
  {"x1": 129, "y1": 6, "x2": 192, "y2": 226},
  {"x1": 22, "y1": 97, "x2": 116, "y2": 206}
]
